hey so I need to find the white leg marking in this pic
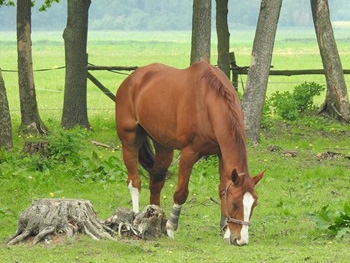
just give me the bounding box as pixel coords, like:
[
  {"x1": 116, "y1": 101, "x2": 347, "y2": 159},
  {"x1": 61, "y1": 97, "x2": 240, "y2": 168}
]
[
  {"x1": 128, "y1": 181, "x2": 139, "y2": 213},
  {"x1": 237, "y1": 192, "x2": 254, "y2": 245}
]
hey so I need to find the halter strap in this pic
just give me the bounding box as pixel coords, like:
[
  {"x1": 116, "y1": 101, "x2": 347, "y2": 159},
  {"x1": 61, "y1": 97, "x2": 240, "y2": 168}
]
[{"x1": 221, "y1": 179, "x2": 251, "y2": 227}]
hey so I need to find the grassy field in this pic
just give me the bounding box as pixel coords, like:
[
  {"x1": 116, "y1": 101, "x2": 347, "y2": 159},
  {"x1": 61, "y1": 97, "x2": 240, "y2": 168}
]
[{"x1": 1, "y1": 28, "x2": 350, "y2": 262}]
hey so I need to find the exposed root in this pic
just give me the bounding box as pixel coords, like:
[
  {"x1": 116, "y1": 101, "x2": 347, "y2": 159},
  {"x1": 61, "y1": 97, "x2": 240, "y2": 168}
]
[
  {"x1": 7, "y1": 199, "x2": 115, "y2": 246},
  {"x1": 104, "y1": 205, "x2": 166, "y2": 239},
  {"x1": 7, "y1": 199, "x2": 167, "y2": 246}
]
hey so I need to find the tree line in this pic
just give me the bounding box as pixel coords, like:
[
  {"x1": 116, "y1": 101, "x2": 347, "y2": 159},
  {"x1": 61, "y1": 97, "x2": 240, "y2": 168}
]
[{"x1": 1, "y1": 0, "x2": 350, "y2": 31}]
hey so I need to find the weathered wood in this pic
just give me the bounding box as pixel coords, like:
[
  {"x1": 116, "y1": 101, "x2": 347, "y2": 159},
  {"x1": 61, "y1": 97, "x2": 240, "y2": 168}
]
[
  {"x1": 0, "y1": 68, "x2": 13, "y2": 150},
  {"x1": 87, "y1": 65, "x2": 138, "y2": 71},
  {"x1": 22, "y1": 141, "x2": 49, "y2": 156},
  {"x1": 90, "y1": 140, "x2": 119, "y2": 151},
  {"x1": 7, "y1": 199, "x2": 115, "y2": 246},
  {"x1": 104, "y1": 205, "x2": 166, "y2": 240},
  {"x1": 87, "y1": 72, "x2": 115, "y2": 102},
  {"x1": 133, "y1": 205, "x2": 167, "y2": 239},
  {"x1": 8, "y1": 199, "x2": 167, "y2": 246},
  {"x1": 232, "y1": 67, "x2": 350, "y2": 76}
]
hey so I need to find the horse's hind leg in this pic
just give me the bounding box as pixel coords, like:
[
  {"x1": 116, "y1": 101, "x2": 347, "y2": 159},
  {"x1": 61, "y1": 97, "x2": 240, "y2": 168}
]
[
  {"x1": 118, "y1": 126, "x2": 146, "y2": 213},
  {"x1": 149, "y1": 142, "x2": 174, "y2": 206}
]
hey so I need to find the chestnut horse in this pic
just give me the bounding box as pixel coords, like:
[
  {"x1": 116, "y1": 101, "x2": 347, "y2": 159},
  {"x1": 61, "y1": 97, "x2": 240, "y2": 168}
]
[{"x1": 116, "y1": 61, "x2": 264, "y2": 245}]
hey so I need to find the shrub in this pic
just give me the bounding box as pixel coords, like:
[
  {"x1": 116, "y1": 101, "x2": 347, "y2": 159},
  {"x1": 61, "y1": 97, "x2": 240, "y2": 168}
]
[
  {"x1": 267, "y1": 82, "x2": 325, "y2": 121},
  {"x1": 268, "y1": 90, "x2": 299, "y2": 121},
  {"x1": 293, "y1": 81, "x2": 325, "y2": 112},
  {"x1": 78, "y1": 151, "x2": 127, "y2": 183},
  {"x1": 47, "y1": 127, "x2": 88, "y2": 163},
  {"x1": 312, "y1": 202, "x2": 350, "y2": 239}
]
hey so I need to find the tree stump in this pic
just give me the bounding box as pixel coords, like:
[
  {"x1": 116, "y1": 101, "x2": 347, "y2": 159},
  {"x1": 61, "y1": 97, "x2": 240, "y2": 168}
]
[
  {"x1": 22, "y1": 141, "x2": 49, "y2": 156},
  {"x1": 104, "y1": 205, "x2": 167, "y2": 240},
  {"x1": 7, "y1": 199, "x2": 115, "y2": 246},
  {"x1": 7, "y1": 199, "x2": 167, "y2": 246}
]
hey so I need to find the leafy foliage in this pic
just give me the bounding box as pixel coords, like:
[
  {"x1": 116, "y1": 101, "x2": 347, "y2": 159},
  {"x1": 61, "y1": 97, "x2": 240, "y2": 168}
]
[
  {"x1": 39, "y1": 0, "x2": 60, "y2": 12},
  {"x1": 0, "y1": 125, "x2": 126, "y2": 186},
  {"x1": 78, "y1": 151, "x2": 127, "y2": 183},
  {"x1": 47, "y1": 127, "x2": 87, "y2": 163},
  {"x1": 0, "y1": 0, "x2": 14, "y2": 6},
  {"x1": 267, "y1": 90, "x2": 299, "y2": 121},
  {"x1": 312, "y1": 202, "x2": 350, "y2": 239},
  {"x1": 267, "y1": 81, "x2": 325, "y2": 120}
]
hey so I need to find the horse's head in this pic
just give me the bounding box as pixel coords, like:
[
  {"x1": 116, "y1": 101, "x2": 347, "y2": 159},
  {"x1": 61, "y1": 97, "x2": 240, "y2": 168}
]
[{"x1": 220, "y1": 169, "x2": 264, "y2": 246}]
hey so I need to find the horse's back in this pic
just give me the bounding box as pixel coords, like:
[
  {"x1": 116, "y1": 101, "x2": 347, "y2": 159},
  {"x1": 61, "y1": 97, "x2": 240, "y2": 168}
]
[{"x1": 115, "y1": 61, "x2": 228, "y2": 151}]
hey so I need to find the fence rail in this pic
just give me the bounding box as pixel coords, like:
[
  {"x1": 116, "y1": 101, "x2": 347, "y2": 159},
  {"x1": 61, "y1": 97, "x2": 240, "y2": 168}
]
[{"x1": 232, "y1": 67, "x2": 350, "y2": 76}]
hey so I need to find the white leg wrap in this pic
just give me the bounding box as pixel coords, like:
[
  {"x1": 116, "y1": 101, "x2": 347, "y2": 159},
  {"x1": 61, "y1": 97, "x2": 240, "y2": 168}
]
[{"x1": 166, "y1": 204, "x2": 182, "y2": 238}]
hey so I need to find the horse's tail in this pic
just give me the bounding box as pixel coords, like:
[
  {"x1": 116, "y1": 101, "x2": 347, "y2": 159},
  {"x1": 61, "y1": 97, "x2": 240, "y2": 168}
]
[{"x1": 138, "y1": 136, "x2": 155, "y2": 172}]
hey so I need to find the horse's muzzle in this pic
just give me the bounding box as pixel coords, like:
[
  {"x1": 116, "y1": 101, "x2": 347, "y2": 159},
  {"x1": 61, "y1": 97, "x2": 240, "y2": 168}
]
[{"x1": 223, "y1": 230, "x2": 248, "y2": 246}]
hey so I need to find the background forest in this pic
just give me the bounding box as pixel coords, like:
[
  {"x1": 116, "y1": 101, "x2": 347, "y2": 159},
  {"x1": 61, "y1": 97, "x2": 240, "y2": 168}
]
[{"x1": 1, "y1": 0, "x2": 350, "y2": 31}]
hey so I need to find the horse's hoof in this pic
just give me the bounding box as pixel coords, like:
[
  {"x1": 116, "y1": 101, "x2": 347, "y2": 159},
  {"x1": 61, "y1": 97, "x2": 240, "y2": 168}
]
[
  {"x1": 165, "y1": 220, "x2": 175, "y2": 238},
  {"x1": 166, "y1": 229, "x2": 175, "y2": 238}
]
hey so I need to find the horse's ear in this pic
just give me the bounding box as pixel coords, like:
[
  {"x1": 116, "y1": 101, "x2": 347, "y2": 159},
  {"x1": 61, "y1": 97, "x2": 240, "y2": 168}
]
[
  {"x1": 253, "y1": 169, "x2": 266, "y2": 185},
  {"x1": 231, "y1": 169, "x2": 241, "y2": 185}
]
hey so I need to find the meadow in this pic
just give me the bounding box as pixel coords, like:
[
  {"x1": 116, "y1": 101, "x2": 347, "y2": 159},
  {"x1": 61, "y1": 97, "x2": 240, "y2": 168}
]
[{"x1": 1, "y1": 28, "x2": 350, "y2": 262}]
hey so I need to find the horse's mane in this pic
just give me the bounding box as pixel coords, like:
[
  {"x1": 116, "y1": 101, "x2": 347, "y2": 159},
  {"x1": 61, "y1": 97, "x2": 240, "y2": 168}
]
[
  {"x1": 202, "y1": 67, "x2": 237, "y2": 114},
  {"x1": 201, "y1": 66, "x2": 248, "y2": 171}
]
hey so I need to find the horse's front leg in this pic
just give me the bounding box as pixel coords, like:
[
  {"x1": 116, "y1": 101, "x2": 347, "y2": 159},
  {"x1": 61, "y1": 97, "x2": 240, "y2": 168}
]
[{"x1": 166, "y1": 148, "x2": 199, "y2": 238}]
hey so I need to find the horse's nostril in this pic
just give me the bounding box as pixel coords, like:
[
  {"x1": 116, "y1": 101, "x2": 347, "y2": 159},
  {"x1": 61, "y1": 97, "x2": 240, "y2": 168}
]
[{"x1": 230, "y1": 236, "x2": 238, "y2": 246}]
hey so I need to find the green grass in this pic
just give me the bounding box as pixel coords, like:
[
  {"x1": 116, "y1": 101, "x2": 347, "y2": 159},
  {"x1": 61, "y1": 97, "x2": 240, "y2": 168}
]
[{"x1": 1, "y1": 29, "x2": 350, "y2": 262}]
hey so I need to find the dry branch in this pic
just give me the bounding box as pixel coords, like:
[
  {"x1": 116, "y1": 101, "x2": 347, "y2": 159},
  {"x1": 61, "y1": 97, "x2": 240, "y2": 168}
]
[{"x1": 90, "y1": 140, "x2": 119, "y2": 150}]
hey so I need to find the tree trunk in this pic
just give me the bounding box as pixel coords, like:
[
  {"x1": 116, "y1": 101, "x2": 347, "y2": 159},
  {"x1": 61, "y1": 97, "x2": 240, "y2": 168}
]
[
  {"x1": 310, "y1": 0, "x2": 350, "y2": 122},
  {"x1": 0, "y1": 68, "x2": 13, "y2": 150},
  {"x1": 215, "y1": 0, "x2": 230, "y2": 79},
  {"x1": 61, "y1": 0, "x2": 91, "y2": 129},
  {"x1": 242, "y1": 0, "x2": 282, "y2": 144},
  {"x1": 190, "y1": 0, "x2": 211, "y2": 64},
  {"x1": 17, "y1": 0, "x2": 47, "y2": 135}
]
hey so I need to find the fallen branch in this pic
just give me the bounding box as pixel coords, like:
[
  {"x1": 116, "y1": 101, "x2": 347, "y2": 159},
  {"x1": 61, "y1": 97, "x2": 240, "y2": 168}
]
[{"x1": 90, "y1": 140, "x2": 119, "y2": 151}]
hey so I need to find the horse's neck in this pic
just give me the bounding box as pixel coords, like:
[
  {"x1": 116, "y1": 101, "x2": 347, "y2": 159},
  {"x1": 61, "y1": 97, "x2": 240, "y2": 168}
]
[
  {"x1": 206, "y1": 92, "x2": 248, "y2": 177},
  {"x1": 218, "y1": 143, "x2": 248, "y2": 181}
]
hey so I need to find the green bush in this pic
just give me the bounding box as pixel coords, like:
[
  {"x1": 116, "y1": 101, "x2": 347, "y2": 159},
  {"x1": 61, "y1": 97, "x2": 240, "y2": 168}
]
[
  {"x1": 47, "y1": 127, "x2": 88, "y2": 163},
  {"x1": 312, "y1": 202, "x2": 350, "y2": 239},
  {"x1": 78, "y1": 151, "x2": 127, "y2": 183},
  {"x1": 293, "y1": 82, "x2": 325, "y2": 112},
  {"x1": 268, "y1": 90, "x2": 299, "y2": 121},
  {"x1": 267, "y1": 82, "x2": 325, "y2": 121}
]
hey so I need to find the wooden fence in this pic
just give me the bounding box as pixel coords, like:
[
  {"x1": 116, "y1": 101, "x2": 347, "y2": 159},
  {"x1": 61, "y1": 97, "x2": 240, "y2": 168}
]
[{"x1": 87, "y1": 54, "x2": 350, "y2": 101}]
